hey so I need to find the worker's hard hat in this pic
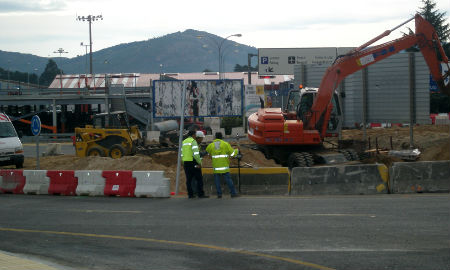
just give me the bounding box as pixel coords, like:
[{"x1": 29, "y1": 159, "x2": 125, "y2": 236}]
[{"x1": 196, "y1": 131, "x2": 205, "y2": 138}]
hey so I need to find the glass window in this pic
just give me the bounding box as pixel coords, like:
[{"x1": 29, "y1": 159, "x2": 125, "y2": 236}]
[{"x1": 0, "y1": 122, "x2": 18, "y2": 138}]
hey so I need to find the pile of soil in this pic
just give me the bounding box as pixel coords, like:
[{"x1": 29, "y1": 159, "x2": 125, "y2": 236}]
[
  {"x1": 337, "y1": 125, "x2": 450, "y2": 162},
  {"x1": 4, "y1": 125, "x2": 449, "y2": 193},
  {"x1": 20, "y1": 145, "x2": 278, "y2": 193}
]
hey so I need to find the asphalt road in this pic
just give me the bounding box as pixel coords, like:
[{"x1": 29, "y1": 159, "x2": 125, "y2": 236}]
[{"x1": 0, "y1": 194, "x2": 449, "y2": 270}]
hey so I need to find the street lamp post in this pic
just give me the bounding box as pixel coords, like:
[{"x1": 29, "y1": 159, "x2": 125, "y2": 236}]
[
  {"x1": 220, "y1": 44, "x2": 240, "y2": 79},
  {"x1": 77, "y1": 14, "x2": 103, "y2": 74},
  {"x1": 7, "y1": 60, "x2": 11, "y2": 90},
  {"x1": 197, "y1": 33, "x2": 242, "y2": 79},
  {"x1": 159, "y1": 64, "x2": 163, "y2": 80},
  {"x1": 53, "y1": 48, "x2": 68, "y2": 91},
  {"x1": 27, "y1": 62, "x2": 30, "y2": 88},
  {"x1": 34, "y1": 68, "x2": 39, "y2": 89},
  {"x1": 80, "y1": 42, "x2": 90, "y2": 74}
]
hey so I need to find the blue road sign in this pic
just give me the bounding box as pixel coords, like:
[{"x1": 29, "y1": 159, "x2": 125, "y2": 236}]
[
  {"x1": 31, "y1": 115, "x2": 41, "y2": 136},
  {"x1": 261, "y1": 57, "x2": 269, "y2": 64}
]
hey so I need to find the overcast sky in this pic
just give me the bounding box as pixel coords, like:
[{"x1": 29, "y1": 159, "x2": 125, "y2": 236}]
[{"x1": 0, "y1": 0, "x2": 449, "y2": 59}]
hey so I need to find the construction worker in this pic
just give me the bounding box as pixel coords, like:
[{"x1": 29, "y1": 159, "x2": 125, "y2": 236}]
[
  {"x1": 206, "y1": 132, "x2": 240, "y2": 198},
  {"x1": 181, "y1": 129, "x2": 208, "y2": 199}
]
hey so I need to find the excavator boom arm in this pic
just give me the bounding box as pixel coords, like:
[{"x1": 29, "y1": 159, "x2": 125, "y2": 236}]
[{"x1": 306, "y1": 14, "x2": 450, "y2": 131}]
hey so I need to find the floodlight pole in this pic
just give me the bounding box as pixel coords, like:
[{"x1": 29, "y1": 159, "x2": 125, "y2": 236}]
[
  {"x1": 77, "y1": 14, "x2": 103, "y2": 74},
  {"x1": 53, "y1": 48, "x2": 68, "y2": 91}
]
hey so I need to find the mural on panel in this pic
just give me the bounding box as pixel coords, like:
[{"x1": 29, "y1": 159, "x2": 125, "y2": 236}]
[{"x1": 153, "y1": 80, "x2": 243, "y2": 118}]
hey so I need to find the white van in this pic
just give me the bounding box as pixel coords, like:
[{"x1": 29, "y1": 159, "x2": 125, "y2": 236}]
[{"x1": 0, "y1": 112, "x2": 24, "y2": 168}]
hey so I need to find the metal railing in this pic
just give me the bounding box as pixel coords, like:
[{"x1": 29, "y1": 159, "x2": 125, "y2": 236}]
[{"x1": 0, "y1": 87, "x2": 151, "y2": 97}]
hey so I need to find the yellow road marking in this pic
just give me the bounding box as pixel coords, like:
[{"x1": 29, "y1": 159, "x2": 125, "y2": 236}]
[
  {"x1": 0, "y1": 227, "x2": 335, "y2": 270},
  {"x1": 69, "y1": 209, "x2": 143, "y2": 214},
  {"x1": 311, "y1": 214, "x2": 376, "y2": 217}
]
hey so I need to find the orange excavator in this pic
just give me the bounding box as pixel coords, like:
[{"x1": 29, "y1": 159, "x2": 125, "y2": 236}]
[{"x1": 248, "y1": 14, "x2": 450, "y2": 168}]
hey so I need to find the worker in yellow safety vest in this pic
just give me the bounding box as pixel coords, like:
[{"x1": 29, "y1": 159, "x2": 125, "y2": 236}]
[
  {"x1": 205, "y1": 132, "x2": 240, "y2": 198},
  {"x1": 181, "y1": 130, "x2": 208, "y2": 199}
]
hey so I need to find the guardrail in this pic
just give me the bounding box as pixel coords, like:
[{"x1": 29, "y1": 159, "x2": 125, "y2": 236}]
[
  {"x1": 22, "y1": 133, "x2": 74, "y2": 143},
  {"x1": 0, "y1": 87, "x2": 151, "y2": 97}
]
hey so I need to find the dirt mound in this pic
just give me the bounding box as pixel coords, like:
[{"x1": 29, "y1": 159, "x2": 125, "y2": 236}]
[
  {"x1": 4, "y1": 125, "x2": 449, "y2": 193},
  {"x1": 20, "y1": 146, "x2": 279, "y2": 194},
  {"x1": 335, "y1": 125, "x2": 450, "y2": 166}
]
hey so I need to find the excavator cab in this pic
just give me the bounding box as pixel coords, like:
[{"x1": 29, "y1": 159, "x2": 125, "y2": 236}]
[
  {"x1": 327, "y1": 92, "x2": 343, "y2": 135},
  {"x1": 285, "y1": 87, "x2": 342, "y2": 136}
]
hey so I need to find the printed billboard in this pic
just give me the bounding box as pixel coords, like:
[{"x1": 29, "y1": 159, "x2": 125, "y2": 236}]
[{"x1": 153, "y1": 80, "x2": 243, "y2": 118}]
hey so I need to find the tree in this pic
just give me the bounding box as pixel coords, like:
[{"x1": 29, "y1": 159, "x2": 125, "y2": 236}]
[
  {"x1": 416, "y1": 0, "x2": 450, "y2": 113},
  {"x1": 0, "y1": 67, "x2": 39, "y2": 85},
  {"x1": 404, "y1": 1, "x2": 450, "y2": 53},
  {"x1": 234, "y1": 64, "x2": 257, "y2": 72},
  {"x1": 418, "y1": 0, "x2": 450, "y2": 46},
  {"x1": 39, "y1": 59, "x2": 62, "y2": 87}
]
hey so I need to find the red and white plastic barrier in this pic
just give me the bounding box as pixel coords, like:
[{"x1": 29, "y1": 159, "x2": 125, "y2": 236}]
[
  {"x1": 103, "y1": 171, "x2": 136, "y2": 197},
  {"x1": 0, "y1": 169, "x2": 170, "y2": 198},
  {"x1": 22, "y1": 170, "x2": 50, "y2": 194},
  {"x1": 75, "y1": 170, "x2": 105, "y2": 196},
  {"x1": 133, "y1": 171, "x2": 170, "y2": 198},
  {"x1": 0, "y1": 170, "x2": 25, "y2": 194},
  {"x1": 47, "y1": 170, "x2": 78, "y2": 196}
]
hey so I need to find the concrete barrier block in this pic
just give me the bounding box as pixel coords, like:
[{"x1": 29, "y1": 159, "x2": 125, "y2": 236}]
[
  {"x1": 211, "y1": 128, "x2": 226, "y2": 137},
  {"x1": 204, "y1": 135, "x2": 214, "y2": 143},
  {"x1": 205, "y1": 117, "x2": 220, "y2": 129},
  {"x1": 146, "y1": 131, "x2": 160, "y2": 144},
  {"x1": 133, "y1": 171, "x2": 170, "y2": 198},
  {"x1": 290, "y1": 164, "x2": 389, "y2": 195},
  {"x1": 22, "y1": 170, "x2": 50, "y2": 195},
  {"x1": 435, "y1": 115, "x2": 450, "y2": 125},
  {"x1": 75, "y1": 170, "x2": 105, "y2": 196},
  {"x1": 231, "y1": 127, "x2": 246, "y2": 136},
  {"x1": 390, "y1": 161, "x2": 450, "y2": 193},
  {"x1": 45, "y1": 143, "x2": 62, "y2": 156},
  {"x1": 202, "y1": 167, "x2": 289, "y2": 195}
]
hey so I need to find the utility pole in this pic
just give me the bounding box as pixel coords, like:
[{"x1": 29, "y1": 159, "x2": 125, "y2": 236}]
[
  {"x1": 77, "y1": 14, "x2": 103, "y2": 74},
  {"x1": 247, "y1": 53, "x2": 257, "y2": 85}
]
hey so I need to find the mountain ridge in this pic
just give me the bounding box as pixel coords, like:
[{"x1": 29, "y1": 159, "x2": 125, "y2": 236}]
[{"x1": 0, "y1": 29, "x2": 257, "y2": 76}]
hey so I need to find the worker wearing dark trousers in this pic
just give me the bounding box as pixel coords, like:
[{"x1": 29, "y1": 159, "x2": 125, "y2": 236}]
[{"x1": 182, "y1": 130, "x2": 208, "y2": 199}]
